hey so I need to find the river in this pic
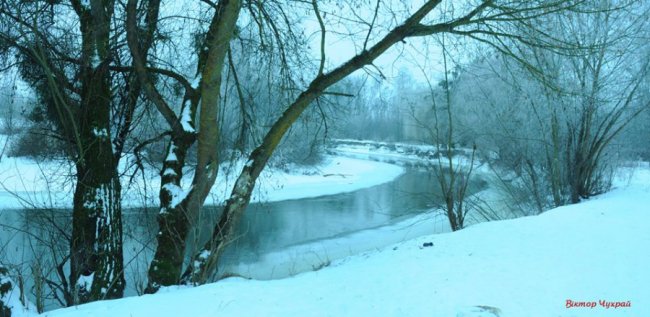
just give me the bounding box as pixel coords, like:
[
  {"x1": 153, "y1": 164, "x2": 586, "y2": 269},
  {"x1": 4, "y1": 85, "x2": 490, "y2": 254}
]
[{"x1": 0, "y1": 164, "x2": 486, "y2": 308}]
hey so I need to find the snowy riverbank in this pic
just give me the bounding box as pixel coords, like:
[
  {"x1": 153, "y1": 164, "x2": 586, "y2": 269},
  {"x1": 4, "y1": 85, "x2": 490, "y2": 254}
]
[
  {"x1": 0, "y1": 155, "x2": 404, "y2": 210},
  {"x1": 14, "y1": 162, "x2": 647, "y2": 317}
]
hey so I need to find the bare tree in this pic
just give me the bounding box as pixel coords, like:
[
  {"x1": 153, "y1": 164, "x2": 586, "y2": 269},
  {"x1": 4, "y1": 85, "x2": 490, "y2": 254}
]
[
  {"x1": 558, "y1": 2, "x2": 649, "y2": 202},
  {"x1": 178, "y1": 0, "x2": 592, "y2": 285},
  {"x1": 447, "y1": 0, "x2": 649, "y2": 213},
  {"x1": 125, "y1": 0, "x2": 240, "y2": 292},
  {"x1": 418, "y1": 36, "x2": 477, "y2": 231},
  {"x1": 0, "y1": 0, "x2": 158, "y2": 304}
]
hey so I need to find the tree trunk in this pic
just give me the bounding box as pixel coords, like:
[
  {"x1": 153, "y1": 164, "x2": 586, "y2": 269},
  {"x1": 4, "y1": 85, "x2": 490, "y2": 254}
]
[
  {"x1": 145, "y1": 135, "x2": 194, "y2": 293},
  {"x1": 183, "y1": 0, "x2": 455, "y2": 284},
  {"x1": 133, "y1": 0, "x2": 241, "y2": 292},
  {"x1": 69, "y1": 58, "x2": 125, "y2": 302},
  {"x1": 69, "y1": 1, "x2": 124, "y2": 301},
  {"x1": 70, "y1": 169, "x2": 124, "y2": 302},
  {"x1": 181, "y1": 158, "x2": 258, "y2": 284}
]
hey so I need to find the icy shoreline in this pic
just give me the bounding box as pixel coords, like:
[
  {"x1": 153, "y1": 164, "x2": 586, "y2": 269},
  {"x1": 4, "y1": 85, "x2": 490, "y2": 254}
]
[{"x1": 0, "y1": 155, "x2": 404, "y2": 210}]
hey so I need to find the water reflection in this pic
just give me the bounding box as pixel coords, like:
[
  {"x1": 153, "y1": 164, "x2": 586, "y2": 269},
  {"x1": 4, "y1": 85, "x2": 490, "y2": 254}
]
[
  {"x1": 0, "y1": 167, "x2": 485, "y2": 305},
  {"x1": 222, "y1": 170, "x2": 445, "y2": 260}
]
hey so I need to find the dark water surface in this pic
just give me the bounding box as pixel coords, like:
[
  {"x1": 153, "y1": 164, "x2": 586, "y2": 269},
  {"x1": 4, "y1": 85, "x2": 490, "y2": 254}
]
[{"x1": 1, "y1": 167, "x2": 485, "y2": 306}]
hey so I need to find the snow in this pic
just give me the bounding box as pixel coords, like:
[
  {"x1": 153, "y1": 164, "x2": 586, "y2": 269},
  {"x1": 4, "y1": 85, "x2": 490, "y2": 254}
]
[
  {"x1": 0, "y1": 146, "x2": 404, "y2": 209},
  {"x1": 180, "y1": 105, "x2": 195, "y2": 133},
  {"x1": 241, "y1": 155, "x2": 404, "y2": 203},
  {"x1": 0, "y1": 155, "x2": 74, "y2": 209},
  {"x1": 1, "y1": 272, "x2": 35, "y2": 317},
  {"x1": 191, "y1": 75, "x2": 201, "y2": 89},
  {"x1": 329, "y1": 138, "x2": 481, "y2": 170},
  {"x1": 35, "y1": 163, "x2": 650, "y2": 317},
  {"x1": 161, "y1": 183, "x2": 190, "y2": 208},
  {"x1": 75, "y1": 273, "x2": 94, "y2": 294},
  {"x1": 165, "y1": 144, "x2": 178, "y2": 162},
  {"x1": 2, "y1": 135, "x2": 648, "y2": 316},
  {"x1": 162, "y1": 168, "x2": 177, "y2": 177},
  {"x1": 90, "y1": 51, "x2": 101, "y2": 68},
  {"x1": 92, "y1": 127, "x2": 108, "y2": 138},
  {"x1": 198, "y1": 250, "x2": 210, "y2": 259}
]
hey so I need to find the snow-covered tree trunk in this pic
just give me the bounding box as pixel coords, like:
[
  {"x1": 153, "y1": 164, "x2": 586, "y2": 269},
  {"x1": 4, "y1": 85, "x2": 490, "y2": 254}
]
[
  {"x1": 182, "y1": 0, "x2": 473, "y2": 284},
  {"x1": 69, "y1": 1, "x2": 124, "y2": 303},
  {"x1": 182, "y1": 159, "x2": 258, "y2": 284},
  {"x1": 1, "y1": 0, "x2": 156, "y2": 305},
  {"x1": 69, "y1": 74, "x2": 125, "y2": 303},
  {"x1": 126, "y1": 0, "x2": 241, "y2": 292},
  {"x1": 70, "y1": 168, "x2": 124, "y2": 302},
  {"x1": 0, "y1": 267, "x2": 13, "y2": 317},
  {"x1": 145, "y1": 134, "x2": 194, "y2": 293}
]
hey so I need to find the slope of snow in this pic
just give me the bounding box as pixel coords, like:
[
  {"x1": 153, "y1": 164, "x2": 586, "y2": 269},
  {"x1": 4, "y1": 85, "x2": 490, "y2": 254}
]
[
  {"x1": 0, "y1": 156, "x2": 74, "y2": 209},
  {"x1": 0, "y1": 154, "x2": 404, "y2": 209},
  {"x1": 31, "y1": 164, "x2": 649, "y2": 317},
  {"x1": 329, "y1": 138, "x2": 480, "y2": 168},
  {"x1": 244, "y1": 155, "x2": 405, "y2": 203}
]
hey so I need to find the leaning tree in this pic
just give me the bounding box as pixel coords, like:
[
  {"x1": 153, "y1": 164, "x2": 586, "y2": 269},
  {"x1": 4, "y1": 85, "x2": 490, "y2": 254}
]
[{"x1": 124, "y1": 0, "x2": 596, "y2": 291}]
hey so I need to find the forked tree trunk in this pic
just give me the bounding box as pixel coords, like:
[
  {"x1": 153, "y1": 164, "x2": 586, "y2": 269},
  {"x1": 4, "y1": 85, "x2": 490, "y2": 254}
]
[
  {"x1": 127, "y1": 0, "x2": 242, "y2": 292},
  {"x1": 183, "y1": 2, "x2": 449, "y2": 281}
]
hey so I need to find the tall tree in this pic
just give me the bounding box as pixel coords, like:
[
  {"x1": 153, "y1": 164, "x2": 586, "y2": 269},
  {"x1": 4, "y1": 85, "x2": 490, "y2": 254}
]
[
  {"x1": 0, "y1": 0, "x2": 157, "y2": 304},
  {"x1": 558, "y1": 1, "x2": 649, "y2": 202},
  {"x1": 126, "y1": 0, "x2": 241, "y2": 292},
  {"x1": 126, "y1": 0, "x2": 593, "y2": 290},
  {"x1": 185, "y1": 0, "x2": 605, "y2": 284}
]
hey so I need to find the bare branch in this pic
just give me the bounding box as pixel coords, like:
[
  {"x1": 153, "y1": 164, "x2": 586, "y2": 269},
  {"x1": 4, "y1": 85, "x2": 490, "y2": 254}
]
[{"x1": 311, "y1": 0, "x2": 326, "y2": 76}]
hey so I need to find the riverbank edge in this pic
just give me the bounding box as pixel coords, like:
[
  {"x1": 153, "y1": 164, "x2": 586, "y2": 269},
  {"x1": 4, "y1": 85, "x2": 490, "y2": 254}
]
[{"x1": 0, "y1": 155, "x2": 404, "y2": 210}]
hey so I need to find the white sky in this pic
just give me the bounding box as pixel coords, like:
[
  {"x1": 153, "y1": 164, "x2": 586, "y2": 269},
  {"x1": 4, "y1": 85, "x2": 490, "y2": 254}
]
[
  {"x1": 1, "y1": 0, "x2": 480, "y2": 101},
  {"x1": 300, "y1": 1, "x2": 448, "y2": 86}
]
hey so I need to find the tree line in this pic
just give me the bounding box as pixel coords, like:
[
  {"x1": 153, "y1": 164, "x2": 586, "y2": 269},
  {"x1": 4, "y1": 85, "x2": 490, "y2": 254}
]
[{"x1": 0, "y1": 0, "x2": 648, "y2": 313}]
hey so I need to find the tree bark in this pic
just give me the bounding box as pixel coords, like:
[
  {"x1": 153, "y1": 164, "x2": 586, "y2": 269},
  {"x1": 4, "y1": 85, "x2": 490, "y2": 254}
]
[
  {"x1": 144, "y1": 133, "x2": 194, "y2": 293},
  {"x1": 183, "y1": 0, "x2": 455, "y2": 284},
  {"x1": 128, "y1": 0, "x2": 242, "y2": 292},
  {"x1": 69, "y1": 0, "x2": 124, "y2": 303}
]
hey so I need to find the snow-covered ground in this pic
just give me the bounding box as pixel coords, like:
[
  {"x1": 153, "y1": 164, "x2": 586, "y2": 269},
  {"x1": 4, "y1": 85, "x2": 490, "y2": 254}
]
[
  {"x1": 5, "y1": 162, "x2": 646, "y2": 316},
  {"x1": 328, "y1": 138, "x2": 482, "y2": 168},
  {"x1": 3, "y1": 138, "x2": 648, "y2": 317},
  {"x1": 0, "y1": 154, "x2": 404, "y2": 209}
]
